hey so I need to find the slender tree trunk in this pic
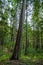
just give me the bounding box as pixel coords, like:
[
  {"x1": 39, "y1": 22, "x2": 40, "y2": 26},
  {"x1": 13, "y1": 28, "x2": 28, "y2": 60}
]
[
  {"x1": 25, "y1": 1, "x2": 28, "y2": 55},
  {"x1": 41, "y1": 27, "x2": 43, "y2": 49},
  {"x1": 10, "y1": 0, "x2": 26, "y2": 60},
  {"x1": 36, "y1": 27, "x2": 40, "y2": 50},
  {"x1": 0, "y1": 26, "x2": 4, "y2": 45}
]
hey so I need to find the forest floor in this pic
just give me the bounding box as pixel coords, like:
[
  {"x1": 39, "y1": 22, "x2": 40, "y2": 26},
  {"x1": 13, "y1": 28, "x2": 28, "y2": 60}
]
[
  {"x1": 0, "y1": 53, "x2": 43, "y2": 65},
  {"x1": 0, "y1": 46, "x2": 43, "y2": 65},
  {"x1": 0, "y1": 59, "x2": 43, "y2": 65}
]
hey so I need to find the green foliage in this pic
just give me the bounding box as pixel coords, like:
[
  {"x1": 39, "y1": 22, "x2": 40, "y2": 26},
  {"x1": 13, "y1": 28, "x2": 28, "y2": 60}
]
[
  {"x1": 0, "y1": 0, "x2": 43, "y2": 62},
  {"x1": 0, "y1": 54, "x2": 11, "y2": 61}
]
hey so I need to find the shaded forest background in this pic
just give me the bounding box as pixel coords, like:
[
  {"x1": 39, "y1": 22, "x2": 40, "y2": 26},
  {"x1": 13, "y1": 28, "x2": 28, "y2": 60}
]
[{"x1": 0, "y1": 0, "x2": 43, "y2": 63}]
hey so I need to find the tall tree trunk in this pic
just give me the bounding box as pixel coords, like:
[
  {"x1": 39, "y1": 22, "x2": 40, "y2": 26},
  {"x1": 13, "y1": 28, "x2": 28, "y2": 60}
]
[
  {"x1": 10, "y1": 0, "x2": 26, "y2": 60},
  {"x1": 32, "y1": 0, "x2": 40, "y2": 49},
  {"x1": 25, "y1": 1, "x2": 28, "y2": 55}
]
